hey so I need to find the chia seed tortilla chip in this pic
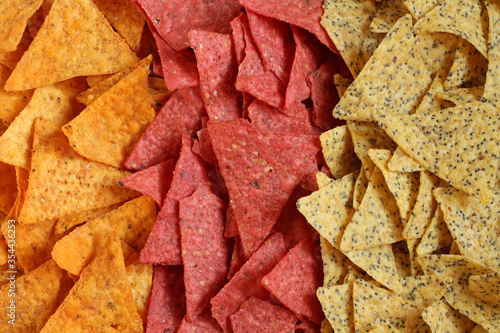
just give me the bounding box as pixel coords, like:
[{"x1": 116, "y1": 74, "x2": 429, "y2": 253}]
[
  {"x1": 416, "y1": 206, "x2": 453, "y2": 256},
  {"x1": 0, "y1": 0, "x2": 43, "y2": 53},
  {"x1": 119, "y1": 159, "x2": 176, "y2": 207},
  {"x1": 179, "y1": 187, "x2": 230, "y2": 321},
  {"x1": 189, "y1": 30, "x2": 242, "y2": 122},
  {"x1": 401, "y1": 0, "x2": 440, "y2": 19},
  {"x1": 317, "y1": 284, "x2": 354, "y2": 333},
  {"x1": 422, "y1": 299, "x2": 476, "y2": 332},
  {"x1": 482, "y1": 0, "x2": 500, "y2": 107},
  {"x1": 208, "y1": 119, "x2": 320, "y2": 256},
  {"x1": 438, "y1": 86, "x2": 484, "y2": 106},
  {"x1": 353, "y1": 167, "x2": 369, "y2": 210},
  {"x1": 5, "y1": 0, "x2": 139, "y2": 92},
  {"x1": 370, "y1": 0, "x2": 410, "y2": 34},
  {"x1": 18, "y1": 118, "x2": 138, "y2": 224},
  {"x1": 0, "y1": 85, "x2": 74, "y2": 170},
  {"x1": 387, "y1": 148, "x2": 424, "y2": 172},
  {"x1": 377, "y1": 101, "x2": 499, "y2": 204},
  {"x1": 333, "y1": 74, "x2": 352, "y2": 98},
  {"x1": 444, "y1": 38, "x2": 488, "y2": 89},
  {"x1": 62, "y1": 67, "x2": 155, "y2": 169},
  {"x1": 40, "y1": 233, "x2": 144, "y2": 332},
  {"x1": 320, "y1": 125, "x2": 361, "y2": 180},
  {"x1": 124, "y1": 86, "x2": 205, "y2": 171},
  {"x1": 468, "y1": 272, "x2": 500, "y2": 304},
  {"x1": 211, "y1": 232, "x2": 287, "y2": 331},
  {"x1": 320, "y1": 237, "x2": 348, "y2": 287},
  {"x1": 230, "y1": 297, "x2": 298, "y2": 332}
]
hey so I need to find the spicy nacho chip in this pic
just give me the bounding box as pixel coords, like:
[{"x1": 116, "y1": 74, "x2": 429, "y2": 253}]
[{"x1": 0, "y1": 0, "x2": 43, "y2": 53}]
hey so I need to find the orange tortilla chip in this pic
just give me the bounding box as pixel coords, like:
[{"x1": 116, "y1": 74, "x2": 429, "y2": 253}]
[
  {"x1": 54, "y1": 203, "x2": 122, "y2": 236},
  {"x1": 0, "y1": 162, "x2": 16, "y2": 214},
  {"x1": 5, "y1": 0, "x2": 139, "y2": 91},
  {"x1": 0, "y1": 260, "x2": 64, "y2": 332},
  {"x1": 63, "y1": 67, "x2": 155, "y2": 169},
  {"x1": 0, "y1": 64, "x2": 33, "y2": 126},
  {"x1": 0, "y1": 0, "x2": 43, "y2": 52},
  {"x1": 0, "y1": 85, "x2": 75, "y2": 169},
  {"x1": 40, "y1": 233, "x2": 144, "y2": 332},
  {"x1": 18, "y1": 118, "x2": 138, "y2": 224},
  {"x1": 52, "y1": 196, "x2": 156, "y2": 276}
]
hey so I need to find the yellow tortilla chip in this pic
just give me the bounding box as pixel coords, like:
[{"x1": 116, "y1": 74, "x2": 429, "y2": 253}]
[
  {"x1": 317, "y1": 284, "x2": 354, "y2": 333},
  {"x1": 334, "y1": 15, "x2": 434, "y2": 122},
  {"x1": 413, "y1": 68, "x2": 454, "y2": 116},
  {"x1": 5, "y1": 0, "x2": 139, "y2": 91},
  {"x1": 320, "y1": 237, "x2": 348, "y2": 287},
  {"x1": 468, "y1": 272, "x2": 500, "y2": 304},
  {"x1": 40, "y1": 232, "x2": 144, "y2": 332},
  {"x1": 422, "y1": 299, "x2": 476, "y2": 333},
  {"x1": 321, "y1": 0, "x2": 384, "y2": 78},
  {"x1": 0, "y1": 0, "x2": 43, "y2": 52},
  {"x1": 401, "y1": 0, "x2": 440, "y2": 19},
  {"x1": 126, "y1": 257, "x2": 153, "y2": 325},
  {"x1": 415, "y1": 206, "x2": 453, "y2": 256},
  {"x1": 482, "y1": 0, "x2": 500, "y2": 107},
  {"x1": 340, "y1": 168, "x2": 404, "y2": 251},
  {"x1": 320, "y1": 125, "x2": 361, "y2": 180},
  {"x1": 321, "y1": 319, "x2": 335, "y2": 333},
  {"x1": 18, "y1": 118, "x2": 138, "y2": 224},
  {"x1": 297, "y1": 172, "x2": 356, "y2": 248},
  {"x1": 370, "y1": 0, "x2": 409, "y2": 34},
  {"x1": 52, "y1": 196, "x2": 156, "y2": 276},
  {"x1": 0, "y1": 260, "x2": 64, "y2": 333},
  {"x1": 387, "y1": 148, "x2": 424, "y2": 173},
  {"x1": 368, "y1": 325, "x2": 402, "y2": 333},
  {"x1": 353, "y1": 167, "x2": 368, "y2": 210},
  {"x1": 438, "y1": 86, "x2": 484, "y2": 105},
  {"x1": 0, "y1": 85, "x2": 75, "y2": 169},
  {"x1": 0, "y1": 163, "x2": 16, "y2": 215},
  {"x1": 333, "y1": 74, "x2": 352, "y2": 99},
  {"x1": 392, "y1": 241, "x2": 411, "y2": 277},
  {"x1": 399, "y1": 275, "x2": 451, "y2": 306},
  {"x1": 378, "y1": 101, "x2": 499, "y2": 204},
  {"x1": 444, "y1": 37, "x2": 488, "y2": 89},
  {"x1": 63, "y1": 67, "x2": 155, "y2": 169},
  {"x1": 434, "y1": 186, "x2": 500, "y2": 271},
  {"x1": 316, "y1": 172, "x2": 335, "y2": 189},
  {"x1": 92, "y1": 0, "x2": 145, "y2": 52}
]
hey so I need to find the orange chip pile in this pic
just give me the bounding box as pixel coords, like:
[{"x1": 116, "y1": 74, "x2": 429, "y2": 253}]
[{"x1": 0, "y1": 0, "x2": 499, "y2": 332}]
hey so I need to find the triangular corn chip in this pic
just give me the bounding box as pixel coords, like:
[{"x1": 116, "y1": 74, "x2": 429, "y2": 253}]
[
  {"x1": 320, "y1": 125, "x2": 361, "y2": 180},
  {"x1": 468, "y1": 272, "x2": 500, "y2": 304},
  {"x1": 444, "y1": 38, "x2": 488, "y2": 89},
  {"x1": 422, "y1": 299, "x2": 476, "y2": 332},
  {"x1": 0, "y1": 0, "x2": 43, "y2": 52}
]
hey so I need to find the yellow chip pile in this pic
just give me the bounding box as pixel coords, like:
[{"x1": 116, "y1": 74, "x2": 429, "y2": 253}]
[{"x1": 298, "y1": 0, "x2": 500, "y2": 331}]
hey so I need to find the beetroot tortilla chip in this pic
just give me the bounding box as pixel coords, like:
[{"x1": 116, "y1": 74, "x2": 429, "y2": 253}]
[
  {"x1": 230, "y1": 297, "x2": 298, "y2": 332},
  {"x1": 125, "y1": 86, "x2": 206, "y2": 171},
  {"x1": 192, "y1": 128, "x2": 218, "y2": 166},
  {"x1": 234, "y1": 13, "x2": 286, "y2": 110},
  {"x1": 120, "y1": 159, "x2": 176, "y2": 207},
  {"x1": 231, "y1": 12, "x2": 248, "y2": 65},
  {"x1": 152, "y1": 30, "x2": 199, "y2": 91},
  {"x1": 179, "y1": 187, "x2": 230, "y2": 321},
  {"x1": 224, "y1": 206, "x2": 239, "y2": 239},
  {"x1": 240, "y1": 0, "x2": 338, "y2": 52},
  {"x1": 137, "y1": 0, "x2": 242, "y2": 51},
  {"x1": 211, "y1": 232, "x2": 287, "y2": 331},
  {"x1": 189, "y1": 30, "x2": 242, "y2": 122},
  {"x1": 208, "y1": 119, "x2": 320, "y2": 257},
  {"x1": 308, "y1": 56, "x2": 343, "y2": 130},
  {"x1": 139, "y1": 136, "x2": 213, "y2": 265},
  {"x1": 178, "y1": 308, "x2": 222, "y2": 333},
  {"x1": 285, "y1": 26, "x2": 329, "y2": 112},
  {"x1": 146, "y1": 265, "x2": 186, "y2": 333},
  {"x1": 262, "y1": 238, "x2": 324, "y2": 324},
  {"x1": 247, "y1": 10, "x2": 295, "y2": 87}
]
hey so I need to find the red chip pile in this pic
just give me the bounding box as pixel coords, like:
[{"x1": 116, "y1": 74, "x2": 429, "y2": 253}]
[{"x1": 123, "y1": 0, "x2": 349, "y2": 331}]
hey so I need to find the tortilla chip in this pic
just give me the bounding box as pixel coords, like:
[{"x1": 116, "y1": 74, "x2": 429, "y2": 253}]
[
  {"x1": 0, "y1": 0, "x2": 43, "y2": 53},
  {"x1": 40, "y1": 233, "x2": 143, "y2": 332},
  {"x1": 482, "y1": 0, "x2": 500, "y2": 107},
  {"x1": 320, "y1": 237, "x2": 348, "y2": 286},
  {"x1": 0, "y1": 260, "x2": 64, "y2": 332},
  {"x1": 18, "y1": 118, "x2": 138, "y2": 223},
  {"x1": 52, "y1": 196, "x2": 156, "y2": 276},
  {"x1": 378, "y1": 101, "x2": 499, "y2": 204},
  {"x1": 414, "y1": 0, "x2": 488, "y2": 57},
  {"x1": 92, "y1": 0, "x2": 145, "y2": 51},
  {"x1": 434, "y1": 186, "x2": 500, "y2": 271},
  {"x1": 333, "y1": 15, "x2": 433, "y2": 122},
  {"x1": 392, "y1": 241, "x2": 411, "y2": 277},
  {"x1": 415, "y1": 206, "x2": 453, "y2": 256},
  {"x1": 63, "y1": 67, "x2": 155, "y2": 168},
  {"x1": 0, "y1": 85, "x2": 74, "y2": 169},
  {"x1": 401, "y1": 0, "x2": 440, "y2": 19},
  {"x1": 297, "y1": 172, "x2": 356, "y2": 248},
  {"x1": 0, "y1": 64, "x2": 33, "y2": 126},
  {"x1": 126, "y1": 257, "x2": 153, "y2": 325},
  {"x1": 317, "y1": 284, "x2": 354, "y2": 333},
  {"x1": 321, "y1": 0, "x2": 384, "y2": 78},
  {"x1": 444, "y1": 38, "x2": 488, "y2": 89},
  {"x1": 438, "y1": 86, "x2": 484, "y2": 105},
  {"x1": 320, "y1": 125, "x2": 361, "y2": 180},
  {"x1": 370, "y1": 0, "x2": 410, "y2": 34},
  {"x1": 178, "y1": 308, "x2": 222, "y2": 332},
  {"x1": 5, "y1": 0, "x2": 138, "y2": 91},
  {"x1": 0, "y1": 29, "x2": 31, "y2": 71},
  {"x1": 0, "y1": 163, "x2": 16, "y2": 215},
  {"x1": 334, "y1": 75, "x2": 352, "y2": 100},
  {"x1": 468, "y1": 272, "x2": 500, "y2": 304},
  {"x1": 353, "y1": 167, "x2": 369, "y2": 210},
  {"x1": 387, "y1": 148, "x2": 424, "y2": 173},
  {"x1": 54, "y1": 203, "x2": 122, "y2": 236},
  {"x1": 340, "y1": 168, "x2": 404, "y2": 251},
  {"x1": 422, "y1": 299, "x2": 476, "y2": 333}
]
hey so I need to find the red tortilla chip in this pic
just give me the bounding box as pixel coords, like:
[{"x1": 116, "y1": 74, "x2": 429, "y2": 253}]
[
  {"x1": 192, "y1": 128, "x2": 218, "y2": 166},
  {"x1": 177, "y1": 308, "x2": 222, "y2": 333},
  {"x1": 125, "y1": 86, "x2": 206, "y2": 171},
  {"x1": 285, "y1": 26, "x2": 329, "y2": 112},
  {"x1": 179, "y1": 187, "x2": 230, "y2": 321},
  {"x1": 262, "y1": 238, "x2": 324, "y2": 324},
  {"x1": 136, "y1": 0, "x2": 242, "y2": 51},
  {"x1": 240, "y1": 0, "x2": 338, "y2": 52},
  {"x1": 247, "y1": 10, "x2": 295, "y2": 87},
  {"x1": 211, "y1": 232, "x2": 287, "y2": 331},
  {"x1": 230, "y1": 12, "x2": 248, "y2": 65},
  {"x1": 146, "y1": 265, "x2": 186, "y2": 333},
  {"x1": 208, "y1": 119, "x2": 320, "y2": 256},
  {"x1": 224, "y1": 206, "x2": 239, "y2": 239},
  {"x1": 189, "y1": 30, "x2": 242, "y2": 122},
  {"x1": 227, "y1": 238, "x2": 246, "y2": 280},
  {"x1": 140, "y1": 136, "x2": 213, "y2": 265},
  {"x1": 230, "y1": 297, "x2": 298, "y2": 332},
  {"x1": 234, "y1": 13, "x2": 286, "y2": 110},
  {"x1": 119, "y1": 159, "x2": 176, "y2": 207},
  {"x1": 308, "y1": 56, "x2": 343, "y2": 130}
]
